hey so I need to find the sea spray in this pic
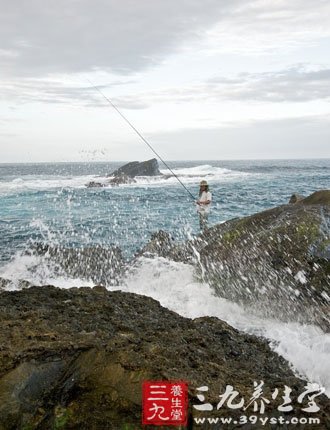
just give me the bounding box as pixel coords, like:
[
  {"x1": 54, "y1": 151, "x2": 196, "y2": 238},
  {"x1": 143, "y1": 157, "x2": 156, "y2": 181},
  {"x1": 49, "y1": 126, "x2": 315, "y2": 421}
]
[{"x1": 120, "y1": 256, "x2": 330, "y2": 396}]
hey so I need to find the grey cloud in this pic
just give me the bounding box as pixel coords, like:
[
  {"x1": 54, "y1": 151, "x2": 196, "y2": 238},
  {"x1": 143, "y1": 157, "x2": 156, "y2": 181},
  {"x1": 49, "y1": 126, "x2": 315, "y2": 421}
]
[
  {"x1": 222, "y1": 67, "x2": 330, "y2": 102},
  {"x1": 0, "y1": 0, "x2": 237, "y2": 77},
  {"x1": 2, "y1": 0, "x2": 328, "y2": 78},
  {"x1": 111, "y1": 65, "x2": 330, "y2": 105},
  {"x1": 1, "y1": 0, "x2": 329, "y2": 109},
  {"x1": 149, "y1": 115, "x2": 330, "y2": 159},
  {"x1": 0, "y1": 78, "x2": 147, "y2": 109},
  {"x1": 186, "y1": 66, "x2": 330, "y2": 103},
  {"x1": 0, "y1": 132, "x2": 17, "y2": 137},
  {"x1": 2, "y1": 65, "x2": 329, "y2": 108}
]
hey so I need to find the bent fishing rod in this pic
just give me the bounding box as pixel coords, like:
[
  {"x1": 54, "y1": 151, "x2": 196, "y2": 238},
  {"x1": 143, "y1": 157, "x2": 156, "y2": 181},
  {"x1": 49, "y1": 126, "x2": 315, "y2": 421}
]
[{"x1": 86, "y1": 78, "x2": 196, "y2": 202}]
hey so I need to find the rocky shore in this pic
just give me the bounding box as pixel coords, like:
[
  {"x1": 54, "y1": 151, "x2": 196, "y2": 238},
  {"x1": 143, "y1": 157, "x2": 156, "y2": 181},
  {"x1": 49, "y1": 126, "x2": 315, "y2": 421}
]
[
  {"x1": 0, "y1": 286, "x2": 329, "y2": 429},
  {"x1": 140, "y1": 190, "x2": 330, "y2": 330},
  {"x1": 0, "y1": 190, "x2": 329, "y2": 428}
]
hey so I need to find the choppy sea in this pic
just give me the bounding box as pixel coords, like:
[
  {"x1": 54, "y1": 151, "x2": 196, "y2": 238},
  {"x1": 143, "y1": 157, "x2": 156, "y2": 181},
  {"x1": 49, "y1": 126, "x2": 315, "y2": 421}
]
[{"x1": 0, "y1": 159, "x2": 330, "y2": 395}]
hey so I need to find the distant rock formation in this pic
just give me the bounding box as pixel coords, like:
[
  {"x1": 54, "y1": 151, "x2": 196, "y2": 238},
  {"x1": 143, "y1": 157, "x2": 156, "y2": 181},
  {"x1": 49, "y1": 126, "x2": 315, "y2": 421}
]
[
  {"x1": 109, "y1": 158, "x2": 161, "y2": 178},
  {"x1": 86, "y1": 158, "x2": 161, "y2": 187}
]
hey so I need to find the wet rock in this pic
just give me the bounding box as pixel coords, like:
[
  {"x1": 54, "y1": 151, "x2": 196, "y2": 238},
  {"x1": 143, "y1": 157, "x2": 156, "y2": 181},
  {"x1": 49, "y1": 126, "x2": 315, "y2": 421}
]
[
  {"x1": 298, "y1": 190, "x2": 330, "y2": 205},
  {"x1": 0, "y1": 286, "x2": 328, "y2": 429},
  {"x1": 109, "y1": 158, "x2": 161, "y2": 178},
  {"x1": 27, "y1": 244, "x2": 126, "y2": 286},
  {"x1": 141, "y1": 191, "x2": 330, "y2": 329},
  {"x1": 137, "y1": 230, "x2": 175, "y2": 258},
  {"x1": 86, "y1": 159, "x2": 161, "y2": 187},
  {"x1": 289, "y1": 193, "x2": 304, "y2": 204},
  {"x1": 0, "y1": 278, "x2": 10, "y2": 291},
  {"x1": 85, "y1": 181, "x2": 106, "y2": 188},
  {"x1": 0, "y1": 278, "x2": 33, "y2": 292},
  {"x1": 108, "y1": 174, "x2": 136, "y2": 185}
]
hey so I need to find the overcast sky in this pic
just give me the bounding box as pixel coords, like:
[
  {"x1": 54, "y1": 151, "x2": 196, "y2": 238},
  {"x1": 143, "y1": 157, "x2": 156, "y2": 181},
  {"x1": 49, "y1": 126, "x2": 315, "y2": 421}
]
[{"x1": 1, "y1": 0, "x2": 330, "y2": 162}]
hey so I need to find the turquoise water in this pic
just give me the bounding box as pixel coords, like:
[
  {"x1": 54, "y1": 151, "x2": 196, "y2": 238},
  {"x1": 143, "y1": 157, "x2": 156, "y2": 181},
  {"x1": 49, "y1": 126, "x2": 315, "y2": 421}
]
[{"x1": 0, "y1": 159, "x2": 329, "y2": 263}]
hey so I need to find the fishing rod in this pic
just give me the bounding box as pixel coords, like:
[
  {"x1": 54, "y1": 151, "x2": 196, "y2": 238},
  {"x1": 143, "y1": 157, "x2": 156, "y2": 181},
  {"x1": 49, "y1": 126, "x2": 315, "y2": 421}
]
[{"x1": 86, "y1": 78, "x2": 196, "y2": 202}]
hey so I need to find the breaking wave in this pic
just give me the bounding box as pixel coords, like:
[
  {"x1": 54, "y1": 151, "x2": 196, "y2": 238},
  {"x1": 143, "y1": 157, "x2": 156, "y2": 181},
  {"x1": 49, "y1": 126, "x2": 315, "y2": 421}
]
[
  {"x1": 1, "y1": 252, "x2": 329, "y2": 396},
  {"x1": 120, "y1": 257, "x2": 330, "y2": 397},
  {"x1": 0, "y1": 175, "x2": 95, "y2": 195},
  {"x1": 0, "y1": 165, "x2": 255, "y2": 195}
]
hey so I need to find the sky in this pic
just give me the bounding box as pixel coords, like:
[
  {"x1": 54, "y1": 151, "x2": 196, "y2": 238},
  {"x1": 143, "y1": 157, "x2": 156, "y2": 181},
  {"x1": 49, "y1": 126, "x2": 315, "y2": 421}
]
[{"x1": 0, "y1": 0, "x2": 330, "y2": 162}]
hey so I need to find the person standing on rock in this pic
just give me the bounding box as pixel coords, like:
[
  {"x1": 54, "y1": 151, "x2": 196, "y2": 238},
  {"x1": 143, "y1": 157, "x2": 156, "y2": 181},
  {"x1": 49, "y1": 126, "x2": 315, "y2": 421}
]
[{"x1": 196, "y1": 180, "x2": 212, "y2": 230}]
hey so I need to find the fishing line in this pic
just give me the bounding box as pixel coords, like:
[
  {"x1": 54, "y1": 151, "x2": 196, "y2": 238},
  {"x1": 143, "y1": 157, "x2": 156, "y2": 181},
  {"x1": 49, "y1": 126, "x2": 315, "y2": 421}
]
[{"x1": 86, "y1": 78, "x2": 196, "y2": 202}]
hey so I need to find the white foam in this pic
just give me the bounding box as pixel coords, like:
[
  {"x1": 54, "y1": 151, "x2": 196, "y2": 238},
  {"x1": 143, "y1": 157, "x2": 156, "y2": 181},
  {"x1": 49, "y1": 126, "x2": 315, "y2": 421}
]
[
  {"x1": 105, "y1": 165, "x2": 255, "y2": 188},
  {"x1": 1, "y1": 252, "x2": 328, "y2": 396},
  {"x1": 0, "y1": 165, "x2": 256, "y2": 195},
  {"x1": 0, "y1": 253, "x2": 94, "y2": 289},
  {"x1": 0, "y1": 174, "x2": 96, "y2": 195},
  {"x1": 118, "y1": 256, "x2": 330, "y2": 396},
  {"x1": 160, "y1": 164, "x2": 231, "y2": 176}
]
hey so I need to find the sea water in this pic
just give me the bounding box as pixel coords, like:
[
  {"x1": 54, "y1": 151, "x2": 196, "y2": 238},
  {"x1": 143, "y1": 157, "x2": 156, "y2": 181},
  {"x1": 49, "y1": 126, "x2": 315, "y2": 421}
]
[{"x1": 0, "y1": 159, "x2": 329, "y2": 395}]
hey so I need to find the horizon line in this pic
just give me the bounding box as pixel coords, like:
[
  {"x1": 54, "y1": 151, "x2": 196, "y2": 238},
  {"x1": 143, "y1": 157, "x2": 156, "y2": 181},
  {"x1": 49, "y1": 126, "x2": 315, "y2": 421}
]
[{"x1": 1, "y1": 157, "x2": 330, "y2": 165}]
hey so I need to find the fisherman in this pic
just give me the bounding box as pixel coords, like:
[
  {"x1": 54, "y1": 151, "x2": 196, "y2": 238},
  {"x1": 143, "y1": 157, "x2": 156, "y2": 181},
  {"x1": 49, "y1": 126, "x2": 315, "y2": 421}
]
[{"x1": 196, "y1": 180, "x2": 212, "y2": 230}]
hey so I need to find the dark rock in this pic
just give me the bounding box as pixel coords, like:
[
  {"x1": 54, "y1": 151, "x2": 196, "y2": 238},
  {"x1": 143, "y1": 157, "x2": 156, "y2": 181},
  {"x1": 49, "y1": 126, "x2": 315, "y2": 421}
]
[
  {"x1": 141, "y1": 191, "x2": 330, "y2": 329},
  {"x1": 289, "y1": 193, "x2": 304, "y2": 204},
  {"x1": 137, "y1": 230, "x2": 175, "y2": 257},
  {"x1": 108, "y1": 174, "x2": 136, "y2": 186},
  {"x1": 0, "y1": 278, "x2": 10, "y2": 291},
  {"x1": 0, "y1": 286, "x2": 328, "y2": 428},
  {"x1": 85, "y1": 181, "x2": 106, "y2": 188},
  {"x1": 86, "y1": 159, "x2": 161, "y2": 187},
  {"x1": 298, "y1": 190, "x2": 330, "y2": 205},
  {"x1": 26, "y1": 244, "x2": 126, "y2": 286},
  {"x1": 109, "y1": 158, "x2": 161, "y2": 178},
  {"x1": 0, "y1": 278, "x2": 33, "y2": 292},
  {"x1": 137, "y1": 230, "x2": 194, "y2": 263}
]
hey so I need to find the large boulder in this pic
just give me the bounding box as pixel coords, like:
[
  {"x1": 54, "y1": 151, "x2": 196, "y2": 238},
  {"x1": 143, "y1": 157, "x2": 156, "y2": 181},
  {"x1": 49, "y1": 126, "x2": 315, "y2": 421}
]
[
  {"x1": 0, "y1": 286, "x2": 328, "y2": 429},
  {"x1": 141, "y1": 191, "x2": 330, "y2": 329},
  {"x1": 26, "y1": 244, "x2": 126, "y2": 287},
  {"x1": 109, "y1": 158, "x2": 161, "y2": 178},
  {"x1": 298, "y1": 190, "x2": 330, "y2": 205},
  {"x1": 289, "y1": 193, "x2": 304, "y2": 204},
  {"x1": 86, "y1": 159, "x2": 161, "y2": 187}
]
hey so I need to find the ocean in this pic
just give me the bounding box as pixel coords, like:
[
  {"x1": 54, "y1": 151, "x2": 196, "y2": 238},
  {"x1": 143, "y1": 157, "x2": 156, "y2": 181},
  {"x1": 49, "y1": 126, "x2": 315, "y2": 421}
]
[{"x1": 0, "y1": 159, "x2": 329, "y2": 395}]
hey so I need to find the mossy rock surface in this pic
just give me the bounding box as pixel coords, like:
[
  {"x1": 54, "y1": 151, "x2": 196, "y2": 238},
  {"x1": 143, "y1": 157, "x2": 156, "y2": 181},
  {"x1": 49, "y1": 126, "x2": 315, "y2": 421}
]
[{"x1": 143, "y1": 191, "x2": 330, "y2": 329}]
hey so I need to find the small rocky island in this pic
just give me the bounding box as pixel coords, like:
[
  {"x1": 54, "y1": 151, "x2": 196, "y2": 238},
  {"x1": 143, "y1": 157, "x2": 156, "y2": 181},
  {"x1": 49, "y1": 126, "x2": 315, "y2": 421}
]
[
  {"x1": 0, "y1": 190, "x2": 329, "y2": 428},
  {"x1": 86, "y1": 158, "x2": 162, "y2": 187}
]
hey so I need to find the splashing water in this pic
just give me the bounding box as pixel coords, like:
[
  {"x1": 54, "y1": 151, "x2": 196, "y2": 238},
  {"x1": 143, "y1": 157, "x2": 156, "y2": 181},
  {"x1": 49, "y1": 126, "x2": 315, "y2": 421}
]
[
  {"x1": 1, "y1": 160, "x2": 329, "y2": 397},
  {"x1": 119, "y1": 256, "x2": 330, "y2": 396}
]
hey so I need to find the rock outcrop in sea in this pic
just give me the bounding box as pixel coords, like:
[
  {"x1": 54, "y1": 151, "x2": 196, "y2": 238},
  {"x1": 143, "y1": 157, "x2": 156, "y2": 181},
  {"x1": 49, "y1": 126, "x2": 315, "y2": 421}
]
[
  {"x1": 109, "y1": 158, "x2": 161, "y2": 178},
  {"x1": 86, "y1": 158, "x2": 162, "y2": 187}
]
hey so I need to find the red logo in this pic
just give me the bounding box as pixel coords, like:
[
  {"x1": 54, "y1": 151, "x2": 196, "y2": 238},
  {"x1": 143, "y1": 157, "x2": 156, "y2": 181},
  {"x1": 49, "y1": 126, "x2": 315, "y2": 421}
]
[{"x1": 142, "y1": 380, "x2": 188, "y2": 426}]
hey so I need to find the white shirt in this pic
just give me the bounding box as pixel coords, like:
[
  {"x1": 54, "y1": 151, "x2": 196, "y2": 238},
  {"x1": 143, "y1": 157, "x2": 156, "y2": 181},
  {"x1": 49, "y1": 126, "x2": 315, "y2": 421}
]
[{"x1": 197, "y1": 191, "x2": 212, "y2": 213}]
